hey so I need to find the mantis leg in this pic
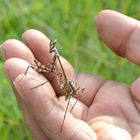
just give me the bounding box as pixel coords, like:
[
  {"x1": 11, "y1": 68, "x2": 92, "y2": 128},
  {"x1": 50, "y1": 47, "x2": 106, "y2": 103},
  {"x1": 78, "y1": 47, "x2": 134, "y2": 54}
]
[{"x1": 18, "y1": 65, "x2": 34, "y2": 82}]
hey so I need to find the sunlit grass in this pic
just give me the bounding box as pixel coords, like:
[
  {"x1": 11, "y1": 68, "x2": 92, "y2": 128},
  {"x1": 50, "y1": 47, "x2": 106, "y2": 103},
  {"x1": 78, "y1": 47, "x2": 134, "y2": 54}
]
[{"x1": 0, "y1": 0, "x2": 140, "y2": 139}]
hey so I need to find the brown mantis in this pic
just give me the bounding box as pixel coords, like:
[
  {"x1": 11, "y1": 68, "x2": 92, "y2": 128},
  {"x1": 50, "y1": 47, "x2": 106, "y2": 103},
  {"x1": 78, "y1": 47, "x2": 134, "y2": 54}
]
[
  {"x1": 20, "y1": 40, "x2": 85, "y2": 133},
  {"x1": 48, "y1": 40, "x2": 85, "y2": 132}
]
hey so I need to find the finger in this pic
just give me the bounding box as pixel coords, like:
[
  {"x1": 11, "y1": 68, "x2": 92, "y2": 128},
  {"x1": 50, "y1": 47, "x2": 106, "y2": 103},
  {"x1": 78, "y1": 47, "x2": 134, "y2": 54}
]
[
  {"x1": 18, "y1": 97, "x2": 50, "y2": 140},
  {"x1": 24, "y1": 111, "x2": 51, "y2": 140},
  {"x1": 87, "y1": 81, "x2": 140, "y2": 123},
  {"x1": 88, "y1": 116, "x2": 132, "y2": 135},
  {"x1": 131, "y1": 77, "x2": 140, "y2": 101},
  {"x1": 97, "y1": 10, "x2": 140, "y2": 65},
  {"x1": 0, "y1": 39, "x2": 35, "y2": 63},
  {"x1": 133, "y1": 133, "x2": 140, "y2": 140},
  {"x1": 89, "y1": 120, "x2": 131, "y2": 140},
  {"x1": 76, "y1": 73, "x2": 105, "y2": 106},
  {"x1": 4, "y1": 58, "x2": 54, "y2": 140},
  {"x1": 14, "y1": 74, "x2": 96, "y2": 140},
  {"x1": 22, "y1": 29, "x2": 75, "y2": 96},
  {"x1": 12, "y1": 85, "x2": 50, "y2": 140}
]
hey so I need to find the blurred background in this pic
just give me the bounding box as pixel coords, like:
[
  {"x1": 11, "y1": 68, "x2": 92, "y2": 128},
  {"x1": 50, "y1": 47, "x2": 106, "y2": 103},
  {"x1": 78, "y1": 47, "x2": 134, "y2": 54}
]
[{"x1": 0, "y1": 0, "x2": 140, "y2": 139}]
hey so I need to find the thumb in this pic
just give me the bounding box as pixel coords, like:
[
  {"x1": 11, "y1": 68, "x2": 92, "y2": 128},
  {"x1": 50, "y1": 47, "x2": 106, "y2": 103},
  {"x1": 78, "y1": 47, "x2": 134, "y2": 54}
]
[{"x1": 96, "y1": 10, "x2": 140, "y2": 65}]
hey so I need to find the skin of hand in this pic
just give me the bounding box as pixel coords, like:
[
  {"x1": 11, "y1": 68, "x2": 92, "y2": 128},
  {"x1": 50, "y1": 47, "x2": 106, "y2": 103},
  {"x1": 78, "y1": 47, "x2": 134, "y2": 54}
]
[{"x1": 1, "y1": 10, "x2": 140, "y2": 140}]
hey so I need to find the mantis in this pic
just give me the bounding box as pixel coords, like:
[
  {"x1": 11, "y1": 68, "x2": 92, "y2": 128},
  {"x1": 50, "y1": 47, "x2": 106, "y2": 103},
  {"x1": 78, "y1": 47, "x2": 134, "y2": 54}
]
[
  {"x1": 20, "y1": 40, "x2": 85, "y2": 132},
  {"x1": 49, "y1": 40, "x2": 85, "y2": 132}
]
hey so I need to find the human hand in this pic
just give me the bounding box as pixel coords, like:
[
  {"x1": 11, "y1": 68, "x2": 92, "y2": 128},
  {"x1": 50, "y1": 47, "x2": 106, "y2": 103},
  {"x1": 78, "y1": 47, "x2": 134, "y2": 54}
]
[{"x1": 1, "y1": 10, "x2": 140, "y2": 140}]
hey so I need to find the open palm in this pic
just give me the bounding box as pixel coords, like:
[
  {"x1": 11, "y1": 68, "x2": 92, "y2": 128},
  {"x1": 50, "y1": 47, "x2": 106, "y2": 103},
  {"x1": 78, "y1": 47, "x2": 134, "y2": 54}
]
[{"x1": 2, "y1": 10, "x2": 140, "y2": 140}]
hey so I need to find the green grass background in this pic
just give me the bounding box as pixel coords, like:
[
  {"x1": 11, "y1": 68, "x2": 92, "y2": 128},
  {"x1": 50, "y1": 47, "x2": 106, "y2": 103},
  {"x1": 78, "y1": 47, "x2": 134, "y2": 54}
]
[{"x1": 0, "y1": 0, "x2": 140, "y2": 139}]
